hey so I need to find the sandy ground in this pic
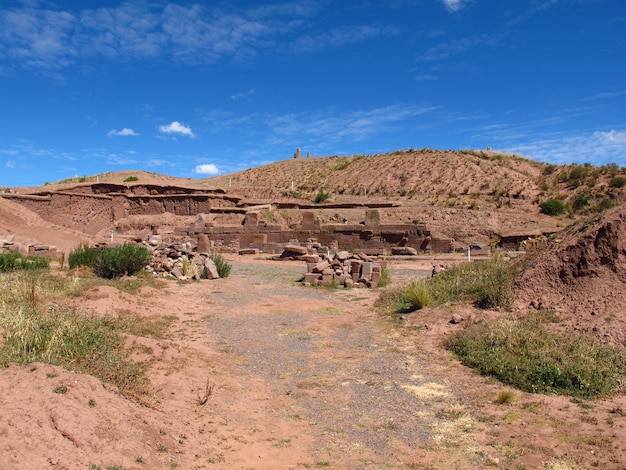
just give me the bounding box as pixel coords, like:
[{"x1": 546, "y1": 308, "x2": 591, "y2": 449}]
[{"x1": 1, "y1": 256, "x2": 626, "y2": 469}]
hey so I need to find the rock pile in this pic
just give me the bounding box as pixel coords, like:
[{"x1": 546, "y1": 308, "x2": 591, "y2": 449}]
[
  {"x1": 301, "y1": 250, "x2": 384, "y2": 288},
  {"x1": 121, "y1": 230, "x2": 221, "y2": 280}
]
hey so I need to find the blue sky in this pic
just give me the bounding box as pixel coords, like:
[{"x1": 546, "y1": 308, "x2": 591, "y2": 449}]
[{"x1": 1, "y1": 0, "x2": 625, "y2": 186}]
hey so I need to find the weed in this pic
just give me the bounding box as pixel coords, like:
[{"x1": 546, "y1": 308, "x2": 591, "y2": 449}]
[
  {"x1": 123, "y1": 175, "x2": 138, "y2": 182},
  {"x1": 377, "y1": 267, "x2": 391, "y2": 287},
  {"x1": 197, "y1": 380, "x2": 215, "y2": 406},
  {"x1": 53, "y1": 385, "x2": 68, "y2": 394},
  {"x1": 494, "y1": 390, "x2": 516, "y2": 404},
  {"x1": 313, "y1": 190, "x2": 330, "y2": 204},
  {"x1": 400, "y1": 279, "x2": 431, "y2": 311},
  {"x1": 88, "y1": 399, "x2": 96, "y2": 407}
]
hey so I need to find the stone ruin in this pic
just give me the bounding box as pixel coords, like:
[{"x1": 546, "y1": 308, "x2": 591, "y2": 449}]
[
  {"x1": 301, "y1": 249, "x2": 383, "y2": 288},
  {"x1": 2, "y1": 182, "x2": 454, "y2": 259},
  {"x1": 0, "y1": 234, "x2": 59, "y2": 259},
  {"x1": 183, "y1": 208, "x2": 452, "y2": 255}
]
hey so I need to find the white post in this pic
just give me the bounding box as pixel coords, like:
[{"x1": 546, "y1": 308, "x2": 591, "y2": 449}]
[
  {"x1": 364, "y1": 187, "x2": 367, "y2": 197},
  {"x1": 291, "y1": 181, "x2": 295, "y2": 191},
  {"x1": 467, "y1": 246, "x2": 471, "y2": 262},
  {"x1": 229, "y1": 178, "x2": 232, "y2": 188}
]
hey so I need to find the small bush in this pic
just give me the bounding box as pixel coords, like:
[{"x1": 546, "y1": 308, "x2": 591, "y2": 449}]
[
  {"x1": 123, "y1": 175, "x2": 139, "y2": 182},
  {"x1": 609, "y1": 176, "x2": 626, "y2": 188},
  {"x1": 68, "y1": 245, "x2": 103, "y2": 269},
  {"x1": 93, "y1": 244, "x2": 151, "y2": 279},
  {"x1": 208, "y1": 253, "x2": 231, "y2": 278},
  {"x1": 313, "y1": 190, "x2": 330, "y2": 204},
  {"x1": 445, "y1": 316, "x2": 626, "y2": 398},
  {"x1": 540, "y1": 198, "x2": 565, "y2": 216}
]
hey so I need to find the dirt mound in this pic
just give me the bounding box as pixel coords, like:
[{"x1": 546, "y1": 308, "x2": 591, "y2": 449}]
[{"x1": 513, "y1": 203, "x2": 626, "y2": 348}]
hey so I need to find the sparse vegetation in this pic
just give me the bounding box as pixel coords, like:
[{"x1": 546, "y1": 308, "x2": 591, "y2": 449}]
[
  {"x1": 445, "y1": 313, "x2": 626, "y2": 398},
  {"x1": 609, "y1": 176, "x2": 626, "y2": 188},
  {"x1": 0, "y1": 270, "x2": 154, "y2": 401},
  {"x1": 0, "y1": 252, "x2": 49, "y2": 273},
  {"x1": 123, "y1": 175, "x2": 139, "y2": 182}
]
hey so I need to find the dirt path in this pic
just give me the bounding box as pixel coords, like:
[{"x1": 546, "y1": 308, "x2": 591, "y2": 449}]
[{"x1": 173, "y1": 258, "x2": 485, "y2": 469}]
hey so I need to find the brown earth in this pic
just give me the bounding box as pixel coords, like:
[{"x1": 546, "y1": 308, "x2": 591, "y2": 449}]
[
  {"x1": 1, "y1": 153, "x2": 626, "y2": 469},
  {"x1": 3, "y1": 257, "x2": 626, "y2": 469}
]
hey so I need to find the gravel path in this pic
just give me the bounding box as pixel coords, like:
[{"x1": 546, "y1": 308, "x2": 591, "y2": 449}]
[{"x1": 199, "y1": 259, "x2": 476, "y2": 469}]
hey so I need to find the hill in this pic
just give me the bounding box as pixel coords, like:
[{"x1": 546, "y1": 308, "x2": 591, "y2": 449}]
[{"x1": 2, "y1": 149, "x2": 625, "y2": 251}]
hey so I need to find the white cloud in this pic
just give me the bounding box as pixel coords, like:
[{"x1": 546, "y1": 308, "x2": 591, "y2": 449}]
[
  {"x1": 158, "y1": 121, "x2": 195, "y2": 138},
  {"x1": 107, "y1": 128, "x2": 139, "y2": 137},
  {"x1": 194, "y1": 163, "x2": 220, "y2": 175},
  {"x1": 439, "y1": 0, "x2": 469, "y2": 13},
  {"x1": 596, "y1": 129, "x2": 626, "y2": 144},
  {"x1": 6, "y1": 160, "x2": 15, "y2": 168}
]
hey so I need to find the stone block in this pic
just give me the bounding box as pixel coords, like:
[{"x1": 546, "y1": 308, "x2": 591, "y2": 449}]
[
  {"x1": 312, "y1": 260, "x2": 331, "y2": 273},
  {"x1": 391, "y1": 246, "x2": 418, "y2": 256},
  {"x1": 203, "y1": 259, "x2": 219, "y2": 279},
  {"x1": 361, "y1": 262, "x2": 373, "y2": 278},
  {"x1": 303, "y1": 254, "x2": 320, "y2": 263},
  {"x1": 371, "y1": 271, "x2": 381, "y2": 288},
  {"x1": 304, "y1": 273, "x2": 321, "y2": 284},
  {"x1": 238, "y1": 248, "x2": 259, "y2": 255},
  {"x1": 283, "y1": 244, "x2": 308, "y2": 255},
  {"x1": 196, "y1": 234, "x2": 211, "y2": 254}
]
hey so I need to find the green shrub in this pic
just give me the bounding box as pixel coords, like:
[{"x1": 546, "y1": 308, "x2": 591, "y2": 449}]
[
  {"x1": 0, "y1": 252, "x2": 49, "y2": 273},
  {"x1": 540, "y1": 198, "x2": 565, "y2": 216},
  {"x1": 313, "y1": 190, "x2": 330, "y2": 204},
  {"x1": 93, "y1": 244, "x2": 151, "y2": 279},
  {"x1": 208, "y1": 253, "x2": 231, "y2": 278},
  {"x1": 123, "y1": 175, "x2": 138, "y2": 182},
  {"x1": 596, "y1": 198, "x2": 616, "y2": 212},
  {"x1": 609, "y1": 176, "x2": 626, "y2": 188},
  {"x1": 68, "y1": 244, "x2": 103, "y2": 269},
  {"x1": 445, "y1": 315, "x2": 626, "y2": 398}
]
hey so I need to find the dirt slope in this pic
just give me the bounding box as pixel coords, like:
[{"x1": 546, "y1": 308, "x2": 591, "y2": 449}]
[{"x1": 513, "y1": 204, "x2": 626, "y2": 348}]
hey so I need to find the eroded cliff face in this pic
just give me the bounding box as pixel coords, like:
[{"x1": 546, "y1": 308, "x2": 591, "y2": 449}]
[{"x1": 1, "y1": 184, "x2": 239, "y2": 235}]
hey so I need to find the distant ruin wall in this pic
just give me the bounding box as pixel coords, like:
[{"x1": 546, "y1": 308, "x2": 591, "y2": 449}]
[{"x1": 187, "y1": 210, "x2": 453, "y2": 253}]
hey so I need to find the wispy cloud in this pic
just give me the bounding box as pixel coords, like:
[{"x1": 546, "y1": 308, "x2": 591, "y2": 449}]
[
  {"x1": 501, "y1": 129, "x2": 626, "y2": 165},
  {"x1": 158, "y1": 121, "x2": 195, "y2": 138},
  {"x1": 439, "y1": 0, "x2": 470, "y2": 13},
  {"x1": 5, "y1": 160, "x2": 16, "y2": 168},
  {"x1": 107, "y1": 128, "x2": 139, "y2": 137},
  {"x1": 193, "y1": 163, "x2": 220, "y2": 175},
  {"x1": 230, "y1": 88, "x2": 256, "y2": 101},
  {"x1": 267, "y1": 104, "x2": 439, "y2": 147},
  {"x1": 0, "y1": 2, "x2": 385, "y2": 71}
]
